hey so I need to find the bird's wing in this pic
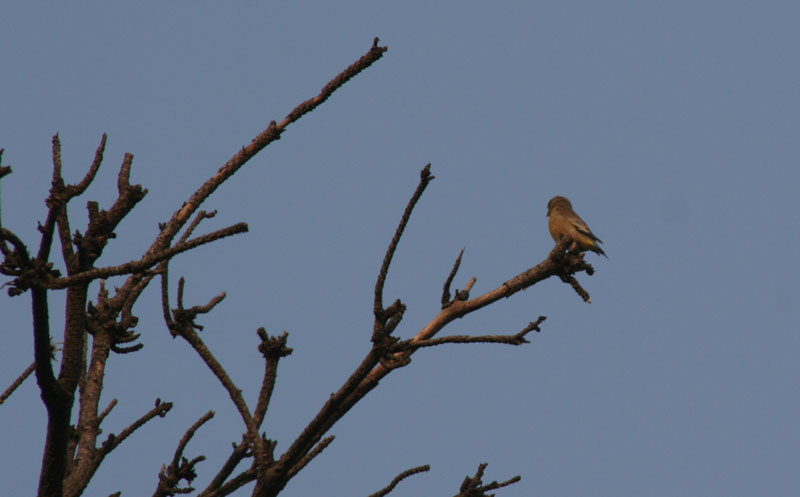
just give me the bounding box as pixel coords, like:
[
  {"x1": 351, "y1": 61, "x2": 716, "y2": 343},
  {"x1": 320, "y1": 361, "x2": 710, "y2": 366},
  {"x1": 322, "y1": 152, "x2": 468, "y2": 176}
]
[{"x1": 572, "y1": 218, "x2": 603, "y2": 244}]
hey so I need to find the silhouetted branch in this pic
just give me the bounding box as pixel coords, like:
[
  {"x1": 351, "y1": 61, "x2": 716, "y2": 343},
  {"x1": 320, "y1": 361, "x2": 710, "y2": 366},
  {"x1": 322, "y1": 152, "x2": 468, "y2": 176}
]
[
  {"x1": 391, "y1": 318, "x2": 546, "y2": 352},
  {"x1": 100, "y1": 400, "x2": 173, "y2": 456},
  {"x1": 153, "y1": 411, "x2": 215, "y2": 497},
  {"x1": 273, "y1": 347, "x2": 385, "y2": 492},
  {"x1": 0, "y1": 361, "x2": 36, "y2": 405},
  {"x1": 359, "y1": 240, "x2": 591, "y2": 387},
  {"x1": 279, "y1": 37, "x2": 388, "y2": 127},
  {"x1": 373, "y1": 164, "x2": 434, "y2": 340},
  {"x1": 148, "y1": 38, "x2": 388, "y2": 262},
  {"x1": 558, "y1": 273, "x2": 592, "y2": 303},
  {"x1": 455, "y1": 463, "x2": 521, "y2": 497},
  {"x1": 203, "y1": 468, "x2": 257, "y2": 497},
  {"x1": 97, "y1": 399, "x2": 117, "y2": 426},
  {"x1": 5, "y1": 37, "x2": 391, "y2": 497},
  {"x1": 254, "y1": 330, "x2": 293, "y2": 427},
  {"x1": 441, "y1": 249, "x2": 464, "y2": 307},
  {"x1": 200, "y1": 438, "x2": 251, "y2": 496},
  {"x1": 69, "y1": 134, "x2": 106, "y2": 197},
  {"x1": 179, "y1": 210, "x2": 218, "y2": 244},
  {"x1": 368, "y1": 465, "x2": 430, "y2": 497},
  {"x1": 48, "y1": 223, "x2": 248, "y2": 289},
  {"x1": 286, "y1": 435, "x2": 335, "y2": 479},
  {"x1": 169, "y1": 286, "x2": 266, "y2": 472}
]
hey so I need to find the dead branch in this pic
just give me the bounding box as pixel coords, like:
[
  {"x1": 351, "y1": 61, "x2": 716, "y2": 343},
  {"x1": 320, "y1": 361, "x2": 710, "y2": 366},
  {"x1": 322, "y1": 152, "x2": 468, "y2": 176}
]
[
  {"x1": 3, "y1": 37, "x2": 389, "y2": 497},
  {"x1": 99, "y1": 399, "x2": 173, "y2": 457},
  {"x1": 455, "y1": 463, "x2": 521, "y2": 497},
  {"x1": 359, "y1": 239, "x2": 591, "y2": 387},
  {"x1": 286, "y1": 435, "x2": 335, "y2": 479},
  {"x1": 441, "y1": 249, "x2": 464, "y2": 307},
  {"x1": 254, "y1": 330, "x2": 293, "y2": 427},
  {"x1": 169, "y1": 285, "x2": 267, "y2": 474},
  {"x1": 199, "y1": 439, "x2": 252, "y2": 497},
  {"x1": 0, "y1": 361, "x2": 36, "y2": 405},
  {"x1": 153, "y1": 411, "x2": 215, "y2": 497},
  {"x1": 373, "y1": 164, "x2": 434, "y2": 341},
  {"x1": 47, "y1": 222, "x2": 248, "y2": 289},
  {"x1": 201, "y1": 468, "x2": 257, "y2": 497},
  {"x1": 391, "y1": 318, "x2": 546, "y2": 352},
  {"x1": 148, "y1": 38, "x2": 388, "y2": 263},
  {"x1": 368, "y1": 465, "x2": 431, "y2": 497}
]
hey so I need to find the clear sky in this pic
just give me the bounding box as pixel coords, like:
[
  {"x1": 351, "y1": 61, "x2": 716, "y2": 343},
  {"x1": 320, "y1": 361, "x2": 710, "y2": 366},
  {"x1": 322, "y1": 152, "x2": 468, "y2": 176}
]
[{"x1": 2, "y1": 2, "x2": 799, "y2": 496}]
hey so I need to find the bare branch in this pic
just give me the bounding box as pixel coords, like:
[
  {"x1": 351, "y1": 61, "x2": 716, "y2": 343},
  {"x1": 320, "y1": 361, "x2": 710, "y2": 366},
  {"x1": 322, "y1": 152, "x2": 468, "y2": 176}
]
[
  {"x1": 0, "y1": 227, "x2": 31, "y2": 269},
  {"x1": 170, "y1": 311, "x2": 264, "y2": 470},
  {"x1": 392, "y1": 318, "x2": 546, "y2": 352},
  {"x1": 254, "y1": 330, "x2": 292, "y2": 427},
  {"x1": 201, "y1": 468, "x2": 257, "y2": 497},
  {"x1": 559, "y1": 273, "x2": 592, "y2": 303},
  {"x1": 455, "y1": 463, "x2": 520, "y2": 497},
  {"x1": 99, "y1": 399, "x2": 173, "y2": 458},
  {"x1": 149, "y1": 38, "x2": 388, "y2": 260},
  {"x1": 35, "y1": 134, "x2": 65, "y2": 262},
  {"x1": 275, "y1": 347, "x2": 385, "y2": 486},
  {"x1": 7, "y1": 38, "x2": 390, "y2": 497},
  {"x1": 66, "y1": 133, "x2": 107, "y2": 198},
  {"x1": 279, "y1": 37, "x2": 388, "y2": 128},
  {"x1": 174, "y1": 411, "x2": 215, "y2": 463},
  {"x1": 179, "y1": 210, "x2": 217, "y2": 244},
  {"x1": 441, "y1": 249, "x2": 464, "y2": 307},
  {"x1": 286, "y1": 435, "x2": 335, "y2": 479},
  {"x1": 97, "y1": 399, "x2": 117, "y2": 425},
  {"x1": 361, "y1": 240, "x2": 591, "y2": 386},
  {"x1": 47, "y1": 223, "x2": 248, "y2": 289},
  {"x1": 153, "y1": 411, "x2": 215, "y2": 497},
  {"x1": 0, "y1": 361, "x2": 36, "y2": 405},
  {"x1": 368, "y1": 465, "x2": 430, "y2": 497},
  {"x1": 374, "y1": 164, "x2": 434, "y2": 338}
]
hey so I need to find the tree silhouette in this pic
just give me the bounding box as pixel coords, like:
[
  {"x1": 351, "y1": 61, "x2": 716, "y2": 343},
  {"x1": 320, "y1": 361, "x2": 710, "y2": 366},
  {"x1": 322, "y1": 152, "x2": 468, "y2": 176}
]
[{"x1": 0, "y1": 38, "x2": 597, "y2": 497}]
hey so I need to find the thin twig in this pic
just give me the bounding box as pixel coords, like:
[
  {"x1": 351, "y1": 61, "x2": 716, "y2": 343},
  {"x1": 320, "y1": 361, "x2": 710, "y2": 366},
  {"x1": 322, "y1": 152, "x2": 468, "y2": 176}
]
[
  {"x1": 202, "y1": 468, "x2": 257, "y2": 497},
  {"x1": 97, "y1": 399, "x2": 118, "y2": 425},
  {"x1": 153, "y1": 411, "x2": 215, "y2": 497},
  {"x1": 368, "y1": 465, "x2": 430, "y2": 497},
  {"x1": 99, "y1": 400, "x2": 173, "y2": 458},
  {"x1": 172, "y1": 323, "x2": 262, "y2": 469},
  {"x1": 286, "y1": 435, "x2": 335, "y2": 479},
  {"x1": 148, "y1": 38, "x2": 388, "y2": 260},
  {"x1": 47, "y1": 223, "x2": 248, "y2": 289},
  {"x1": 391, "y1": 318, "x2": 546, "y2": 352},
  {"x1": 441, "y1": 249, "x2": 464, "y2": 307},
  {"x1": 0, "y1": 361, "x2": 36, "y2": 405},
  {"x1": 360, "y1": 241, "x2": 590, "y2": 387},
  {"x1": 254, "y1": 330, "x2": 292, "y2": 428},
  {"x1": 66, "y1": 133, "x2": 107, "y2": 197},
  {"x1": 200, "y1": 439, "x2": 251, "y2": 496},
  {"x1": 455, "y1": 463, "x2": 521, "y2": 497},
  {"x1": 373, "y1": 164, "x2": 434, "y2": 335},
  {"x1": 171, "y1": 411, "x2": 215, "y2": 469}
]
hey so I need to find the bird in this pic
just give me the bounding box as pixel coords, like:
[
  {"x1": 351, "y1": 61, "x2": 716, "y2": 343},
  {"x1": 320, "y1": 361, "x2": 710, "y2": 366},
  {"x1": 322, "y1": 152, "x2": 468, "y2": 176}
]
[{"x1": 546, "y1": 195, "x2": 607, "y2": 258}]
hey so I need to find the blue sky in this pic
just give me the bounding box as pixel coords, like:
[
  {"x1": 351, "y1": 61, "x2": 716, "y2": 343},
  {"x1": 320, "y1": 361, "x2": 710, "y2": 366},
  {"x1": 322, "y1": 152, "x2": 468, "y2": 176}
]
[{"x1": 2, "y1": 2, "x2": 799, "y2": 496}]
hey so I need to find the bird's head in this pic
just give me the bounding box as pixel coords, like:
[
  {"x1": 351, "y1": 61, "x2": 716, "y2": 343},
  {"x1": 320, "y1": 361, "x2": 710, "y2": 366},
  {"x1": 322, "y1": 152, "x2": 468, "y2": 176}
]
[{"x1": 547, "y1": 195, "x2": 572, "y2": 216}]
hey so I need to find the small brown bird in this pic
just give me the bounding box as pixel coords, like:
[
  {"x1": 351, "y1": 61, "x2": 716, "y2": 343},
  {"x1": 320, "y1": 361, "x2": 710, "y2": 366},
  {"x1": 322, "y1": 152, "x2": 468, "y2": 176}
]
[{"x1": 547, "y1": 195, "x2": 607, "y2": 257}]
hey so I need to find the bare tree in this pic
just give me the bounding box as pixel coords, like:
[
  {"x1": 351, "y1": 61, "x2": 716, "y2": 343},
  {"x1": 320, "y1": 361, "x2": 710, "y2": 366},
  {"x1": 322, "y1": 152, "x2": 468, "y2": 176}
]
[{"x1": 0, "y1": 38, "x2": 598, "y2": 497}]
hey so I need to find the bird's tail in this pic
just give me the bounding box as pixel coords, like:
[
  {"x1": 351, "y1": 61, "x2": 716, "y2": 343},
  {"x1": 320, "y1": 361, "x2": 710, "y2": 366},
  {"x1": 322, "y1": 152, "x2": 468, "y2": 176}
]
[{"x1": 593, "y1": 246, "x2": 609, "y2": 258}]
